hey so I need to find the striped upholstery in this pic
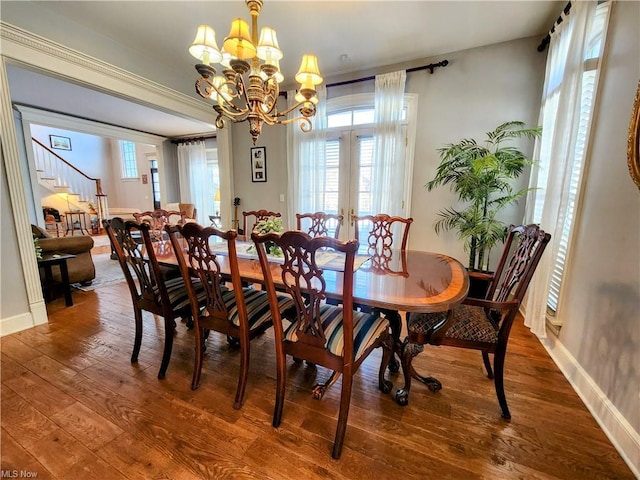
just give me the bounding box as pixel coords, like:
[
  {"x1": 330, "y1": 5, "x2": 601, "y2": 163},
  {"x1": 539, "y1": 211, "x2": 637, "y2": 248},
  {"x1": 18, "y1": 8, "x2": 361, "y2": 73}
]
[
  {"x1": 284, "y1": 304, "x2": 389, "y2": 360},
  {"x1": 153, "y1": 277, "x2": 206, "y2": 312},
  {"x1": 223, "y1": 288, "x2": 294, "y2": 330},
  {"x1": 408, "y1": 304, "x2": 499, "y2": 343}
]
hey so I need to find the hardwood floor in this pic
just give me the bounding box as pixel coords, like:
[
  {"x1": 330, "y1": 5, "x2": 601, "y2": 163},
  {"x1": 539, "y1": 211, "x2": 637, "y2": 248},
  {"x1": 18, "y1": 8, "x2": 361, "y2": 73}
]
[{"x1": 1, "y1": 281, "x2": 634, "y2": 479}]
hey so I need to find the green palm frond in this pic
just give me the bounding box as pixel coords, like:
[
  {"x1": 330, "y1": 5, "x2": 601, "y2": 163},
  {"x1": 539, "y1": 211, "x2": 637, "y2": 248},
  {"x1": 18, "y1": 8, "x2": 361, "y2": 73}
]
[{"x1": 426, "y1": 121, "x2": 542, "y2": 269}]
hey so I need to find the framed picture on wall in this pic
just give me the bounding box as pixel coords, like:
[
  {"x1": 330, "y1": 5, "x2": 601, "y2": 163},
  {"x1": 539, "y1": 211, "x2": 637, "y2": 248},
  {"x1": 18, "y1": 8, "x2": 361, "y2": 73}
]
[
  {"x1": 49, "y1": 135, "x2": 72, "y2": 151},
  {"x1": 250, "y1": 146, "x2": 267, "y2": 182}
]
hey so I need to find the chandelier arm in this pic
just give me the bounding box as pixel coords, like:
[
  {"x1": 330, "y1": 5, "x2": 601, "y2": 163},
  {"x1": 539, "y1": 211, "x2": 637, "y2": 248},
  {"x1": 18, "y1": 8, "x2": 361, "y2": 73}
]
[
  {"x1": 274, "y1": 100, "x2": 316, "y2": 118},
  {"x1": 277, "y1": 116, "x2": 314, "y2": 133}
]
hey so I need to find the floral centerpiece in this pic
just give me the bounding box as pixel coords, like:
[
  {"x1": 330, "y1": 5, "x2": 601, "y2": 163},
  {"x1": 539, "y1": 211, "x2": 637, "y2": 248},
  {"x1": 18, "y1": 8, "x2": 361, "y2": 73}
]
[{"x1": 249, "y1": 216, "x2": 283, "y2": 256}]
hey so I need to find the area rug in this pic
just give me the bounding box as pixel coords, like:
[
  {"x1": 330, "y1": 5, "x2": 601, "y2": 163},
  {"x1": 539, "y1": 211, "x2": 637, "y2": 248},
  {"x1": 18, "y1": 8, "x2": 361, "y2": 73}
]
[{"x1": 73, "y1": 252, "x2": 124, "y2": 291}]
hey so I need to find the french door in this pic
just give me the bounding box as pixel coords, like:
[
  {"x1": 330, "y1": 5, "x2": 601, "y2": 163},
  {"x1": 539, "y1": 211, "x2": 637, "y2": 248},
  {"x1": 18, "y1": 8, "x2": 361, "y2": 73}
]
[{"x1": 322, "y1": 127, "x2": 405, "y2": 241}]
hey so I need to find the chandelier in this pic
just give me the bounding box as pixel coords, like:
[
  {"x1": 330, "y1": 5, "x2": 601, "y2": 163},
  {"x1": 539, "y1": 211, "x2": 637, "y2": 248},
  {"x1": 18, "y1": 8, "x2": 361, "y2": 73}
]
[{"x1": 189, "y1": 0, "x2": 323, "y2": 145}]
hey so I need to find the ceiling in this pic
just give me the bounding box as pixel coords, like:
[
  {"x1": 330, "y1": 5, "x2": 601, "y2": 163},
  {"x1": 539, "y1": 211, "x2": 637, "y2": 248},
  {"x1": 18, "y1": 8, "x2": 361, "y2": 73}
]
[{"x1": 2, "y1": 1, "x2": 563, "y2": 138}]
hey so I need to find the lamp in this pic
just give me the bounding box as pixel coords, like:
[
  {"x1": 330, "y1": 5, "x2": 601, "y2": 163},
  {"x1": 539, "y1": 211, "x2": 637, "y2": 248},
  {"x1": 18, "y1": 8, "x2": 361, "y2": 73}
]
[
  {"x1": 214, "y1": 188, "x2": 221, "y2": 216},
  {"x1": 189, "y1": 0, "x2": 322, "y2": 145}
]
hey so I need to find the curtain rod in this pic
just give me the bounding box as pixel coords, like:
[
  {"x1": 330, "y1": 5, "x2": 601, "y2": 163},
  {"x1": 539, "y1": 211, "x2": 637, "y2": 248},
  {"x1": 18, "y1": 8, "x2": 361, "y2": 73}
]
[
  {"x1": 171, "y1": 134, "x2": 216, "y2": 144},
  {"x1": 326, "y1": 60, "x2": 450, "y2": 89},
  {"x1": 537, "y1": 2, "x2": 572, "y2": 52}
]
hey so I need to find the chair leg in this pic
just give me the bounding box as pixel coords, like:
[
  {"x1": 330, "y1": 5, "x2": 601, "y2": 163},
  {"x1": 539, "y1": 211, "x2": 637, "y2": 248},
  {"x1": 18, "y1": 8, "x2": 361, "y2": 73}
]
[
  {"x1": 482, "y1": 351, "x2": 494, "y2": 379},
  {"x1": 272, "y1": 353, "x2": 287, "y2": 428},
  {"x1": 131, "y1": 307, "x2": 143, "y2": 363},
  {"x1": 191, "y1": 327, "x2": 205, "y2": 390},
  {"x1": 493, "y1": 348, "x2": 510, "y2": 420},
  {"x1": 233, "y1": 339, "x2": 250, "y2": 410},
  {"x1": 332, "y1": 367, "x2": 353, "y2": 459},
  {"x1": 158, "y1": 316, "x2": 175, "y2": 379}
]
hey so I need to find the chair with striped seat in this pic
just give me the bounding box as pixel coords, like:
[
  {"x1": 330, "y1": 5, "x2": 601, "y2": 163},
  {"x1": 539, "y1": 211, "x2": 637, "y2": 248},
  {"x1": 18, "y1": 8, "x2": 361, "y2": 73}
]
[
  {"x1": 167, "y1": 223, "x2": 295, "y2": 409},
  {"x1": 252, "y1": 230, "x2": 394, "y2": 459},
  {"x1": 395, "y1": 224, "x2": 551, "y2": 420},
  {"x1": 103, "y1": 220, "x2": 205, "y2": 380}
]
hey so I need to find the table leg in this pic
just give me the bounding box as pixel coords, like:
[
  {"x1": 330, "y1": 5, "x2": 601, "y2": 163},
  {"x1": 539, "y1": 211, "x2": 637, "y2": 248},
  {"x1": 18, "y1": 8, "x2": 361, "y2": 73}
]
[
  {"x1": 42, "y1": 264, "x2": 54, "y2": 302},
  {"x1": 59, "y1": 259, "x2": 73, "y2": 306}
]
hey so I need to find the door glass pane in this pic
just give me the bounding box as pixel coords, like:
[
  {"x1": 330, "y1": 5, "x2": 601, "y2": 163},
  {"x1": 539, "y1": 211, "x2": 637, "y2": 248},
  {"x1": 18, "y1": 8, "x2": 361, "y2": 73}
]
[
  {"x1": 356, "y1": 135, "x2": 375, "y2": 240},
  {"x1": 324, "y1": 139, "x2": 340, "y2": 213},
  {"x1": 327, "y1": 111, "x2": 352, "y2": 128}
]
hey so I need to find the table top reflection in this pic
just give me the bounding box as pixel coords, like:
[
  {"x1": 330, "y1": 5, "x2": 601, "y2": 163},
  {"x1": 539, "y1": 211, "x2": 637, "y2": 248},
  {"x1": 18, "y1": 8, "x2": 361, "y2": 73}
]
[{"x1": 154, "y1": 238, "x2": 469, "y2": 314}]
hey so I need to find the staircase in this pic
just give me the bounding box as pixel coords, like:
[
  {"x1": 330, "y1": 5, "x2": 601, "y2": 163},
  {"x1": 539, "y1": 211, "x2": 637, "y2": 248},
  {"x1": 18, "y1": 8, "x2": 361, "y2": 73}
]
[{"x1": 32, "y1": 138, "x2": 109, "y2": 232}]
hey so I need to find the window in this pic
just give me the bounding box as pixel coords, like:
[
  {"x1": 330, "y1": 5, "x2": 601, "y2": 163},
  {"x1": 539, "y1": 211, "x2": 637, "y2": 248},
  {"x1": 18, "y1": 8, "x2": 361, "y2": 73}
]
[
  {"x1": 530, "y1": 2, "x2": 610, "y2": 316},
  {"x1": 297, "y1": 93, "x2": 416, "y2": 240},
  {"x1": 120, "y1": 140, "x2": 138, "y2": 178}
]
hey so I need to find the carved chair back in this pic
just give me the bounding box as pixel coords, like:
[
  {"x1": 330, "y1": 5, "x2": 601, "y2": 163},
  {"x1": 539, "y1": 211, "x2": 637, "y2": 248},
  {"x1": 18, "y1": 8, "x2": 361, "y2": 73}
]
[
  {"x1": 133, "y1": 209, "x2": 186, "y2": 241},
  {"x1": 242, "y1": 209, "x2": 281, "y2": 234},
  {"x1": 296, "y1": 212, "x2": 344, "y2": 239},
  {"x1": 353, "y1": 214, "x2": 413, "y2": 255}
]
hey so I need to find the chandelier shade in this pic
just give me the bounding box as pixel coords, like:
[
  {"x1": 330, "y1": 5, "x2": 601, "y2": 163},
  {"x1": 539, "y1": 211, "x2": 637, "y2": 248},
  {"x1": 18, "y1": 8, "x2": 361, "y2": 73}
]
[
  {"x1": 223, "y1": 18, "x2": 256, "y2": 60},
  {"x1": 189, "y1": 0, "x2": 322, "y2": 144},
  {"x1": 189, "y1": 25, "x2": 223, "y2": 65}
]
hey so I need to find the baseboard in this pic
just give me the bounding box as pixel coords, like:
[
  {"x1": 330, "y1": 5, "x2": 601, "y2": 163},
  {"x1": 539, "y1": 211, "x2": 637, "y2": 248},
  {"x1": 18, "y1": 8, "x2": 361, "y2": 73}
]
[
  {"x1": 0, "y1": 300, "x2": 47, "y2": 336},
  {"x1": 539, "y1": 333, "x2": 640, "y2": 477}
]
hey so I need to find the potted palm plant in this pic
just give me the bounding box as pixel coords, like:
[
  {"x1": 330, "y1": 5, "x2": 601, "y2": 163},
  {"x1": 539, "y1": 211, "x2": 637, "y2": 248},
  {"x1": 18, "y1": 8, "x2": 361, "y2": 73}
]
[{"x1": 426, "y1": 121, "x2": 541, "y2": 292}]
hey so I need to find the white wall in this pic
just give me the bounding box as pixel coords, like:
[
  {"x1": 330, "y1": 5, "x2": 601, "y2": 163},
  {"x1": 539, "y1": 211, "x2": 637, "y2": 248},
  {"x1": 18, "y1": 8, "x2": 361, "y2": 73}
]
[
  {"x1": 108, "y1": 139, "x2": 156, "y2": 211},
  {"x1": 30, "y1": 124, "x2": 112, "y2": 181},
  {"x1": 231, "y1": 113, "x2": 289, "y2": 230}
]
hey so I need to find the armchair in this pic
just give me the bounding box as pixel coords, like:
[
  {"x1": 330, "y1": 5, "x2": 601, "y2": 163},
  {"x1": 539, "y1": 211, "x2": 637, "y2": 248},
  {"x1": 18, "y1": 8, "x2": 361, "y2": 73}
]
[{"x1": 395, "y1": 224, "x2": 551, "y2": 419}]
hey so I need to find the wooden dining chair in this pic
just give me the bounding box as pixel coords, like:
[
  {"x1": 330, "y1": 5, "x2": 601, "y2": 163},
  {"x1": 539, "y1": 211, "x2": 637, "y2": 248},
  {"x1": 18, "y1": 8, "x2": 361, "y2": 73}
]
[
  {"x1": 103, "y1": 220, "x2": 204, "y2": 379},
  {"x1": 395, "y1": 224, "x2": 551, "y2": 420},
  {"x1": 133, "y1": 209, "x2": 186, "y2": 241},
  {"x1": 353, "y1": 213, "x2": 413, "y2": 253},
  {"x1": 353, "y1": 213, "x2": 414, "y2": 369},
  {"x1": 296, "y1": 212, "x2": 344, "y2": 239},
  {"x1": 166, "y1": 223, "x2": 295, "y2": 408},
  {"x1": 242, "y1": 209, "x2": 281, "y2": 234},
  {"x1": 252, "y1": 230, "x2": 394, "y2": 459}
]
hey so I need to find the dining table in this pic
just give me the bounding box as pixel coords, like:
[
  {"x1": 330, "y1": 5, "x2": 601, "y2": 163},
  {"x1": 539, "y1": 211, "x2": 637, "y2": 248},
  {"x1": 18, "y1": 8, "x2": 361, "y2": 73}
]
[
  {"x1": 153, "y1": 236, "x2": 469, "y2": 402},
  {"x1": 153, "y1": 238, "x2": 469, "y2": 315}
]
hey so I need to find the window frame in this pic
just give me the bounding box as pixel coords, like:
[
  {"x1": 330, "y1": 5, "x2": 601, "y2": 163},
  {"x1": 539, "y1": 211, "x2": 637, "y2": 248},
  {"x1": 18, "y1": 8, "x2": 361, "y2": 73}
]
[{"x1": 119, "y1": 140, "x2": 139, "y2": 179}]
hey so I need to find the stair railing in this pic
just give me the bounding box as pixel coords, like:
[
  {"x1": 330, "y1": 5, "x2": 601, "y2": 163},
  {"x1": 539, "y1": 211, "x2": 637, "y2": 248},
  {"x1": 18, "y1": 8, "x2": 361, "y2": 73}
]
[{"x1": 32, "y1": 137, "x2": 109, "y2": 230}]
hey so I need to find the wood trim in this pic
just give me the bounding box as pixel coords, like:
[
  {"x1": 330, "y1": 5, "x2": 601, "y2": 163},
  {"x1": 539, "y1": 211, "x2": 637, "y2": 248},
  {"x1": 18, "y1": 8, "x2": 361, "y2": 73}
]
[
  {"x1": 0, "y1": 22, "x2": 213, "y2": 123},
  {"x1": 0, "y1": 56, "x2": 48, "y2": 332}
]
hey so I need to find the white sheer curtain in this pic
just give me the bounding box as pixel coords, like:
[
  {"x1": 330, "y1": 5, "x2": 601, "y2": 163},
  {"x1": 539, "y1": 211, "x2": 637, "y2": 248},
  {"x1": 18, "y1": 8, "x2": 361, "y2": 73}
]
[
  {"x1": 524, "y1": 0, "x2": 597, "y2": 338},
  {"x1": 177, "y1": 140, "x2": 214, "y2": 224},
  {"x1": 286, "y1": 85, "x2": 327, "y2": 229},
  {"x1": 216, "y1": 127, "x2": 234, "y2": 229},
  {"x1": 371, "y1": 70, "x2": 406, "y2": 215}
]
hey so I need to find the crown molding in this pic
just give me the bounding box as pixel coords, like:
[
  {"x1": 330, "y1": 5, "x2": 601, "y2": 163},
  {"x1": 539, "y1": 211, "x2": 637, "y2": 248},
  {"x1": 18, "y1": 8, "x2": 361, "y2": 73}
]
[{"x1": 0, "y1": 22, "x2": 213, "y2": 122}]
